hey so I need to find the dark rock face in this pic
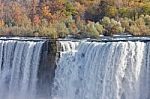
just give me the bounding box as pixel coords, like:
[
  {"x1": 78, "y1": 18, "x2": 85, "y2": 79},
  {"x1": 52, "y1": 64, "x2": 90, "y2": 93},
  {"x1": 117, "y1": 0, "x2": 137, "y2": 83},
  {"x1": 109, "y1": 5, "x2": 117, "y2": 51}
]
[{"x1": 37, "y1": 40, "x2": 57, "y2": 99}]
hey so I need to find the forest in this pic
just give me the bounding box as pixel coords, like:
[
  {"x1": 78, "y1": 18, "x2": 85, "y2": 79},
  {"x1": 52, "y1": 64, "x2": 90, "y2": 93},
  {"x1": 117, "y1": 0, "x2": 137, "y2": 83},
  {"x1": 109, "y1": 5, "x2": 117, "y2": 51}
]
[{"x1": 0, "y1": 0, "x2": 150, "y2": 38}]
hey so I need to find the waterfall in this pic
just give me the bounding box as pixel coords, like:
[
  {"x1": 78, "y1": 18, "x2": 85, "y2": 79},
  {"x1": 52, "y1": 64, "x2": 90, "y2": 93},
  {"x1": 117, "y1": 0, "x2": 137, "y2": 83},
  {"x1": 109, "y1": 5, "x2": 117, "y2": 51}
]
[
  {"x1": 57, "y1": 40, "x2": 79, "y2": 58},
  {"x1": 52, "y1": 41, "x2": 150, "y2": 99},
  {"x1": 0, "y1": 40, "x2": 44, "y2": 99},
  {"x1": 1, "y1": 38, "x2": 150, "y2": 99},
  {"x1": 58, "y1": 41, "x2": 79, "y2": 52}
]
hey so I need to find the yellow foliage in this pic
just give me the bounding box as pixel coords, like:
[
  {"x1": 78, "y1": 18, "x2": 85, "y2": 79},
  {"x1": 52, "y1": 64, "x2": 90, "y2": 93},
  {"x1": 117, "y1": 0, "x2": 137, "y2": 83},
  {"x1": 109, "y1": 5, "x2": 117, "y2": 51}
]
[
  {"x1": 57, "y1": 0, "x2": 67, "y2": 4},
  {"x1": 42, "y1": 5, "x2": 50, "y2": 16},
  {"x1": 74, "y1": 2, "x2": 86, "y2": 15},
  {"x1": 106, "y1": 6, "x2": 118, "y2": 18}
]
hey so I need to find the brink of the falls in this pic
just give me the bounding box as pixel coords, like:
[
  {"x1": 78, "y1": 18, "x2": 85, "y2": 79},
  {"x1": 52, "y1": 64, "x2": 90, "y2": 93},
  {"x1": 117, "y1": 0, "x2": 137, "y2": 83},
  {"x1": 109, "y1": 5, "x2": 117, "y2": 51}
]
[{"x1": 52, "y1": 41, "x2": 150, "y2": 99}]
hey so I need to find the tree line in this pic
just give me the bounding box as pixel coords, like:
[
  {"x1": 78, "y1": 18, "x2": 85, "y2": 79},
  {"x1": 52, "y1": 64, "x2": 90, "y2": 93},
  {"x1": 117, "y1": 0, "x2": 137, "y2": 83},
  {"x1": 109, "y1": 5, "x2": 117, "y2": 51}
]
[{"x1": 0, "y1": 0, "x2": 150, "y2": 38}]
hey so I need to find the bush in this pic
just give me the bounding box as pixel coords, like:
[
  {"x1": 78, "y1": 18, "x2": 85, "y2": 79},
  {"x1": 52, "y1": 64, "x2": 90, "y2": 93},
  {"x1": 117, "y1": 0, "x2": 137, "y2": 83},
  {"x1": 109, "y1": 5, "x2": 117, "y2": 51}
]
[
  {"x1": 101, "y1": 17, "x2": 111, "y2": 27},
  {"x1": 139, "y1": 25, "x2": 150, "y2": 35},
  {"x1": 0, "y1": 26, "x2": 34, "y2": 36},
  {"x1": 102, "y1": 17, "x2": 125, "y2": 36},
  {"x1": 128, "y1": 17, "x2": 150, "y2": 35},
  {"x1": 41, "y1": 19, "x2": 49, "y2": 27},
  {"x1": 141, "y1": 3, "x2": 150, "y2": 15},
  {"x1": 76, "y1": 20, "x2": 87, "y2": 33},
  {"x1": 120, "y1": 18, "x2": 130, "y2": 32},
  {"x1": 135, "y1": 17, "x2": 145, "y2": 26},
  {"x1": 128, "y1": 24, "x2": 140, "y2": 35},
  {"x1": 118, "y1": 7, "x2": 130, "y2": 18},
  {"x1": 106, "y1": 6, "x2": 118, "y2": 18},
  {"x1": 94, "y1": 22, "x2": 104, "y2": 34},
  {"x1": 144, "y1": 15, "x2": 150, "y2": 26},
  {"x1": 86, "y1": 22, "x2": 99, "y2": 38},
  {"x1": 38, "y1": 25, "x2": 58, "y2": 38},
  {"x1": 56, "y1": 22, "x2": 69, "y2": 38}
]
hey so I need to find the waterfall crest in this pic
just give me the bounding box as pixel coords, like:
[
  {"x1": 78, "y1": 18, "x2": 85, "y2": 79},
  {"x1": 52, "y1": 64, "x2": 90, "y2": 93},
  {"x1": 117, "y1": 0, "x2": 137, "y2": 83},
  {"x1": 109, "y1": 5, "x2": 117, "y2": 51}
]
[
  {"x1": 58, "y1": 41, "x2": 79, "y2": 52},
  {"x1": 57, "y1": 40, "x2": 79, "y2": 58},
  {"x1": 0, "y1": 40, "x2": 44, "y2": 99},
  {"x1": 53, "y1": 41, "x2": 150, "y2": 99}
]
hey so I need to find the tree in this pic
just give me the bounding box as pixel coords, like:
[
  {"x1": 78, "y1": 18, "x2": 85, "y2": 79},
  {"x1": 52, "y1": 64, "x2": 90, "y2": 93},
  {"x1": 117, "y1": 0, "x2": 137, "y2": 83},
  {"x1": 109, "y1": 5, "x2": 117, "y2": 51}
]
[
  {"x1": 11, "y1": 2, "x2": 31, "y2": 27},
  {"x1": 106, "y1": 6, "x2": 118, "y2": 18},
  {"x1": 64, "y1": 2, "x2": 77, "y2": 16},
  {"x1": 141, "y1": 3, "x2": 150, "y2": 15}
]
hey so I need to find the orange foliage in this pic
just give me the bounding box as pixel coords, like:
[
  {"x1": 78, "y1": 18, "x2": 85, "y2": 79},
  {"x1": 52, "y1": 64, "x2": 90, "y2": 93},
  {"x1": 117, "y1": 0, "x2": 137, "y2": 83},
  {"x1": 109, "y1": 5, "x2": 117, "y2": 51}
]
[
  {"x1": 74, "y1": 2, "x2": 86, "y2": 15},
  {"x1": 0, "y1": 19, "x2": 4, "y2": 27},
  {"x1": 10, "y1": 2, "x2": 29, "y2": 26},
  {"x1": 33, "y1": 15, "x2": 41, "y2": 26},
  {"x1": 40, "y1": 1, "x2": 66, "y2": 23}
]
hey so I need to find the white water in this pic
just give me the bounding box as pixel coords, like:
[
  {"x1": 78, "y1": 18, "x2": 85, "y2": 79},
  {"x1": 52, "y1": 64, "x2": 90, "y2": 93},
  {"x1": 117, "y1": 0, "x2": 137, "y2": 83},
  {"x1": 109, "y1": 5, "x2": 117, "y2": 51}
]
[
  {"x1": 58, "y1": 41, "x2": 79, "y2": 57},
  {"x1": 52, "y1": 41, "x2": 150, "y2": 99},
  {"x1": 0, "y1": 40, "x2": 44, "y2": 99},
  {"x1": 58, "y1": 41, "x2": 79, "y2": 51}
]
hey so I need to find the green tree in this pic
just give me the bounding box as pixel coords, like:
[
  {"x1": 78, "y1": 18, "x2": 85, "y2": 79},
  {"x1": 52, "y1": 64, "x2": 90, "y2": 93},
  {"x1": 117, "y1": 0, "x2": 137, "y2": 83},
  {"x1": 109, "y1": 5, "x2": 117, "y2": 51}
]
[
  {"x1": 64, "y1": 2, "x2": 77, "y2": 16},
  {"x1": 141, "y1": 3, "x2": 150, "y2": 15},
  {"x1": 106, "y1": 6, "x2": 118, "y2": 18}
]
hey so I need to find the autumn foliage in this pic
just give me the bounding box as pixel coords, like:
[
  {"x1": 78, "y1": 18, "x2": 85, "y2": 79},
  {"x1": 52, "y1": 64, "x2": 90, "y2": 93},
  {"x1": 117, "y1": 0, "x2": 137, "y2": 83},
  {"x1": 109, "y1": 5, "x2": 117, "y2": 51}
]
[{"x1": 0, "y1": 0, "x2": 149, "y2": 38}]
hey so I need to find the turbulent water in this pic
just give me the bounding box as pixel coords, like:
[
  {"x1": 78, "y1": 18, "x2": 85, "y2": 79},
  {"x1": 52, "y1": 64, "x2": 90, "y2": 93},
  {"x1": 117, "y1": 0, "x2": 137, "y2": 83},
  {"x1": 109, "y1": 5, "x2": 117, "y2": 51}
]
[
  {"x1": 52, "y1": 41, "x2": 150, "y2": 99},
  {"x1": 59, "y1": 41, "x2": 79, "y2": 52},
  {"x1": 58, "y1": 41, "x2": 79, "y2": 57},
  {"x1": 0, "y1": 40, "x2": 44, "y2": 99}
]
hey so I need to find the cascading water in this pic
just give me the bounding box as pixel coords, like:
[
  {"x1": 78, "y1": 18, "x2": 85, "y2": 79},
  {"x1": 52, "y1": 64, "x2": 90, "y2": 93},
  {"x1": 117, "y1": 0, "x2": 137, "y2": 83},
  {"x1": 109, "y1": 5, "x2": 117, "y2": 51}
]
[
  {"x1": 0, "y1": 39, "x2": 45, "y2": 99},
  {"x1": 57, "y1": 40, "x2": 79, "y2": 57},
  {"x1": 2, "y1": 37, "x2": 150, "y2": 99},
  {"x1": 52, "y1": 41, "x2": 150, "y2": 99},
  {"x1": 58, "y1": 41, "x2": 79, "y2": 52}
]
